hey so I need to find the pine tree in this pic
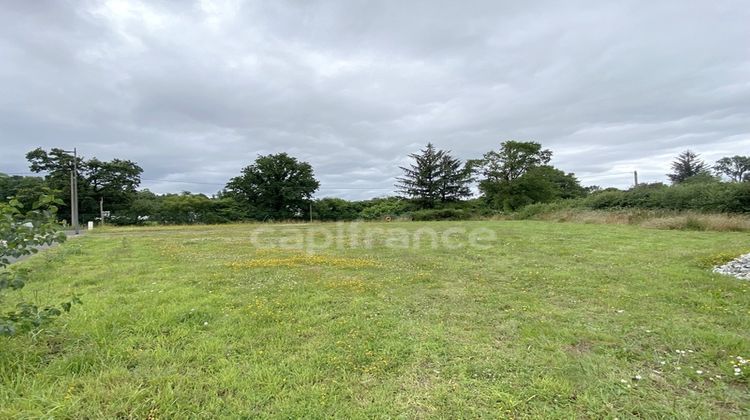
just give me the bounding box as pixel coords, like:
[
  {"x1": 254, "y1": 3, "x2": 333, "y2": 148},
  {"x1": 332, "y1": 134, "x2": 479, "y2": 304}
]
[
  {"x1": 396, "y1": 143, "x2": 444, "y2": 208},
  {"x1": 438, "y1": 154, "x2": 472, "y2": 201},
  {"x1": 396, "y1": 143, "x2": 472, "y2": 208},
  {"x1": 667, "y1": 150, "x2": 709, "y2": 184}
]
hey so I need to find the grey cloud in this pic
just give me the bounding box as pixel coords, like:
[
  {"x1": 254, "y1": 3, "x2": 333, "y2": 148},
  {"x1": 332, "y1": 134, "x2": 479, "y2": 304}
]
[{"x1": 1, "y1": 0, "x2": 749, "y2": 199}]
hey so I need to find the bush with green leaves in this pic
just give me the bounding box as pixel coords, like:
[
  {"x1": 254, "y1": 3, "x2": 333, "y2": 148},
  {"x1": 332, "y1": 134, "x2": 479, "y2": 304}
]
[
  {"x1": 512, "y1": 200, "x2": 579, "y2": 219},
  {"x1": 313, "y1": 198, "x2": 364, "y2": 221},
  {"x1": 359, "y1": 197, "x2": 415, "y2": 220},
  {"x1": 409, "y1": 208, "x2": 473, "y2": 221},
  {"x1": 578, "y1": 181, "x2": 750, "y2": 213},
  {"x1": 1, "y1": 194, "x2": 80, "y2": 336}
]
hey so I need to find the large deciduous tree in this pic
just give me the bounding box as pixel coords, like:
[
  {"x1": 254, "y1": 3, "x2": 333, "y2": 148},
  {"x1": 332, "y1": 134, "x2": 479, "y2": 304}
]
[
  {"x1": 225, "y1": 153, "x2": 320, "y2": 219},
  {"x1": 26, "y1": 148, "x2": 142, "y2": 222},
  {"x1": 667, "y1": 150, "x2": 709, "y2": 184},
  {"x1": 714, "y1": 156, "x2": 750, "y2": 182},
  {"x1": 473, "y1": 140, "x2": 552, "y2": 183},
  {"x1": 474, "y1": 141, "x2": 583, "y2": 210},
  {"x1": 85, "y1": 158, "x2": 143, "y2": 217},
  {"x1": 396, "y1": 143, "x2": 472, "y2": 209},
  {"x1": 482, "y1": 165, "x2": 585, "y2": 210},
  {"x1": 26, "y1": 148, "x2": 86, "y2": 219}
]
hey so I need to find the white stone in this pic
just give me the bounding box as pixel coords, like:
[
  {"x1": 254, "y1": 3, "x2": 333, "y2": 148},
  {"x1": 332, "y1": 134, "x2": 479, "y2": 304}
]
[{"x1": 714, "y1": 253, "x2": 750, "y2": 280}]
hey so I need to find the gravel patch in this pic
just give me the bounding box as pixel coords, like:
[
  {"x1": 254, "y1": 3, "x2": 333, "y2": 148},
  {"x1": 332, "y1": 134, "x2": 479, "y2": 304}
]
[{"x1": 714, "y1": 253, "x2": 750, "y2": 280}]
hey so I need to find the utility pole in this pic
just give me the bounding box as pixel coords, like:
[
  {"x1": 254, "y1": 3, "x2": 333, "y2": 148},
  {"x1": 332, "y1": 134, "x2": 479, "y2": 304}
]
[
  {"x1": 309, "y1": 201, "x2": 313, "y2": 223},
  {"x1": 64, "y1": 148, "x2": 80, "y2": 234},
  {"x1": 100, "y1": 196, "x2": 104, "y2": 227},
  {"x1": 633, "y1": 170, "x2": 639, "y2": 187},
  {"x1": 72, "y1": 148, "x2": 79, "y2": 234}
]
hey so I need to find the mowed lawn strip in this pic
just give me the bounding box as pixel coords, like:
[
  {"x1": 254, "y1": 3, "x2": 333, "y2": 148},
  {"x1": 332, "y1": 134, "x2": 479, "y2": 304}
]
[{"x1": 1, "y1": 221, "x2": 749, "y2": 418}]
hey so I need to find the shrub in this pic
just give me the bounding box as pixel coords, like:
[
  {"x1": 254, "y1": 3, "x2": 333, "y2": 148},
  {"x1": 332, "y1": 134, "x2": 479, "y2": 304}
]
[
  {"x1": 579, "y1": 182, "x2": 750, "y2": 213},
  {"x1": 513, "y1": 200, "x2": 578, "y2": 220},
  {"x1": 410, "y1": 209, "x2": 473, "y2": 221},
  {"x1": 359, "y1": 197, "x2": 413, "y2": 220},
  {"x1": 722, "y1": 182, "x2": 750, "y2": 213},
  {"x1": 313, "y1": 198, "x2": 363, "y2": 221},
  {"x1": 583, "y1": 190, "x2": 626, "y2": 209},
  {"x1": 1, "y1": 194, "x2": 80, "y2": 335},
  {"x1": 619, "y1": 183, "x2": 669, "y2": 208}
]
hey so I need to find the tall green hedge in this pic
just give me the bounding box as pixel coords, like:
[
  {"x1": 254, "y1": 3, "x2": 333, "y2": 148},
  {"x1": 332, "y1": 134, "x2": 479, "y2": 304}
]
[{"x1": 581, "y1": 182, "x2": 749, "y2": 213}]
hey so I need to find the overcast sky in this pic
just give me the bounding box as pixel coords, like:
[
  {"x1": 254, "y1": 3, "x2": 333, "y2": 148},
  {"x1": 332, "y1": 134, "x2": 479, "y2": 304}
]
[{"x1": 1, "y1": 0, "x2": 748, "y2": 198}]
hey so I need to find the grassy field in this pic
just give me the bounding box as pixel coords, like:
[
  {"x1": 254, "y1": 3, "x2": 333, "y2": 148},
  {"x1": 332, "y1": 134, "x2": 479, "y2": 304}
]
[{"x1": 2, "y1": 221, "x2": 749, "y2": 418}]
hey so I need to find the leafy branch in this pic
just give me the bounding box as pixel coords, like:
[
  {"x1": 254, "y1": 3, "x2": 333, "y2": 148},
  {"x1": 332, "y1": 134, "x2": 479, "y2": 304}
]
[{"x1": 0, "y1": 193, "x2": 81, "y2": 336}]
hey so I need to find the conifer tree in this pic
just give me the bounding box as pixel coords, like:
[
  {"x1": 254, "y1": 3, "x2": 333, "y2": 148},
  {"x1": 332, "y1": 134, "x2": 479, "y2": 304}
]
[{"x1": 396, "y1": 143, "x2": 471, "y2": 208}]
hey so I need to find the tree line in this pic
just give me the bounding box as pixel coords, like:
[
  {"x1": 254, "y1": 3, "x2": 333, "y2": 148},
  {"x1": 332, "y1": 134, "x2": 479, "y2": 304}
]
[
  {"x1": 2, "y1": 148, "x2": 144, "y2": 223},
  {"x1": 1, "y1": 143, "x2": 748, "y2": 224}
]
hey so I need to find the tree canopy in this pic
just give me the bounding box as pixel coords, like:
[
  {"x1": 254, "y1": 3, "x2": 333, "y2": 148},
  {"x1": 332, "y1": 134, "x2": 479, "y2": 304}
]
[
  {"x1": 0, "y1": 174, "x2": 48, "y2": 210},
  {"x1": 5, "y1": 142, "x2": 749, "y2": 225},
  {"x1": 85, "y1": 158, "x2": 143, "y2": 215},
  {"x1": 667, "y1": 150, "x2": 709, "y2": 184},
  {"x1": 473, "y1": 141, "x2": 582, "y2": 210},
  {"x1": 473, "y1": 140, "x2": 552, "y2": 183},
  {"x1": 25, "y1": 148, "x2": 142, "y2": 222},
  {"x1": 714, "y1": 156, "x2": 750, "y2": 182},
  {"x1": 225, "y1": 153, "x2": 320, "y2": 220},
  {"x1": 396, "y1": 143, "x2": 472, "y2": 209},
  {"x1": 481, "y1": 164, "x2": 585, "y2": 210}
]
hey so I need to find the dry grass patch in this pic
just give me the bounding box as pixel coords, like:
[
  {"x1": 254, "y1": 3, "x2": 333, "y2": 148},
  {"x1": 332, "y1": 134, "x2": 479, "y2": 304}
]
[
  {"x1": 639, "y1": 214, "x2": 750, "y2": 232},
  {"x1": 532, "y1": 210, "x2": 750, "y2": 232}
]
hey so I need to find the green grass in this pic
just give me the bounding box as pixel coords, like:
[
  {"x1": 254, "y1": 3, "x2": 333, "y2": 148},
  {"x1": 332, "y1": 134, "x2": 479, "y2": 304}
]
[{"x1": 2, "y1": 221, "x2": 750, "y2": 418}]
